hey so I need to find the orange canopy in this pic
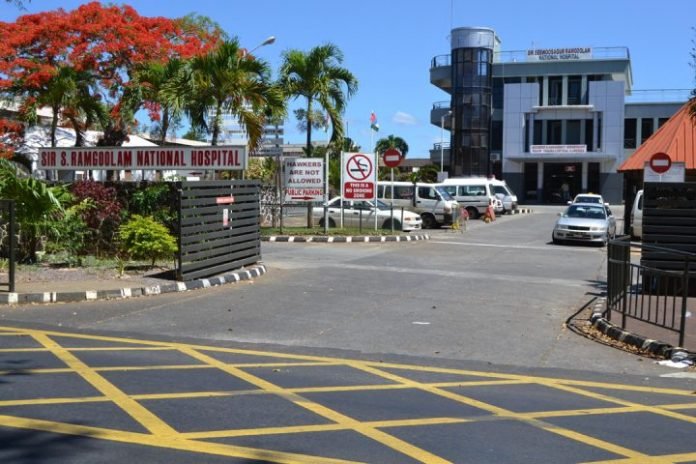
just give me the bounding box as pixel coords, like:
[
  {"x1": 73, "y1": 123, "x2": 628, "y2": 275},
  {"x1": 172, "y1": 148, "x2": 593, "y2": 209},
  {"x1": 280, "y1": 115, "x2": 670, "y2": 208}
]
[{"x1": 618, "y1": 101, "x2": 696, "y2": 172}]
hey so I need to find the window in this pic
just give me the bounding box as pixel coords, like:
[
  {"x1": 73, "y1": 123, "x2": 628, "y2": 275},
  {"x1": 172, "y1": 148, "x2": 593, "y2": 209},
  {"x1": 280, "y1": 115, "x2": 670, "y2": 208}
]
[
  {"x1": 566, "y1": 120, "x2": 581, "y2": 144},
  {"x1": 641, "y1": 118, "x2": 654, "y2": 144},
  {"x1": 624, "y1": 118, "x2": 637, "y2": 148},
  {"x1": 491, "y1": 120, "x2": 503, "y2": 151},
  {"x1": 568, "y1": 76, "x2": 582, "y2": 105},
  {"x1": 585, "y1": 119, "x2": 594, "y2": 152},
  {"x1": 548, "y1": 76, "x2": 562, "y2": 105},
  {"x1": 394, "y1": 186, "x2": 413, "y2": 200},
  {"x1": 548, "y1": 120, "x2": 562, "y2": 144},
  {"x1": 658, "y1": 117, "x2": 669, "y2": 128},
  {"x1": 418, "y1": 187, "x2": 437, "y2": 200}
]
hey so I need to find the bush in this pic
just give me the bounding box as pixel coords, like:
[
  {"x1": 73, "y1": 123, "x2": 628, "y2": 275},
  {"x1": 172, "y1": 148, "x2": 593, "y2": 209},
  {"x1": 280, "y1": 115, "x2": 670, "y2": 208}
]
[
  {"x1": 117, "y1": 215, "x2": 177, "y2": 267},
  {"x1": 70, "y1": 180, "x2": 123, "y2": 255}
]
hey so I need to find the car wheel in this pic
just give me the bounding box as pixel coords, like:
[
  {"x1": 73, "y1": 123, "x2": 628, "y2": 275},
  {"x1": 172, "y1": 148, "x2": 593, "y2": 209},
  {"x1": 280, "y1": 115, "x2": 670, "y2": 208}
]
[
  {"x1": 552, "y1": 234, "x2": 562, "y2": 245},
  {"x1": 382, "y1": 219, "x2": 402, "y2": 231},
  {"x1": 421, "y1": 214, "x2": 436, "y2": 229},
  {"x1": 318, "y1": 217, "x2": 336, "y2": 228},
  {"x1": 466, "y1": 207, "x2": 479, "y2": 220}
]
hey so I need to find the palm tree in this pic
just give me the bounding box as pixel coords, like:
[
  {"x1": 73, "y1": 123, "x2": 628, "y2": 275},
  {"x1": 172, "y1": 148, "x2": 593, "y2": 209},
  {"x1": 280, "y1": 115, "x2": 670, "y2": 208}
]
[
  {"x1": 165, "y1": 39, "x2": 284, "y2": 150},
  {"x1": 136, "y1": 59, "x2": 185, "y2": 144},
  {"x1": 375, "y1": 134, "x2": 409, "y2": 158},
  {"x1": 279, "y1": 44, "x2": 358, "y2": 157}
]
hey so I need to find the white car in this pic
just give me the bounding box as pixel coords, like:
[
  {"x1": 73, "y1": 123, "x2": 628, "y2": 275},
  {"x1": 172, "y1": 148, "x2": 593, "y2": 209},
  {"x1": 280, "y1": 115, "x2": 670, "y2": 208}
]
[
  {"x1": 553, "y1": 202, "x2": 617, "y2": 246},
  {"x1": 568, "y1": 193, "x2": 608, "y2": 206},
  {"x1": 313, "y1": 197, "x2": 423, "y2": 231}
]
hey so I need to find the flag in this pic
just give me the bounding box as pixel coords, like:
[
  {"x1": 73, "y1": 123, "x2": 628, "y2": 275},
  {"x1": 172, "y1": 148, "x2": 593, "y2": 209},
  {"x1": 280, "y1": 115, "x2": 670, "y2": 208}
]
[{"x1": 370, "y1": 112, "x2": 379, "y2": 132}]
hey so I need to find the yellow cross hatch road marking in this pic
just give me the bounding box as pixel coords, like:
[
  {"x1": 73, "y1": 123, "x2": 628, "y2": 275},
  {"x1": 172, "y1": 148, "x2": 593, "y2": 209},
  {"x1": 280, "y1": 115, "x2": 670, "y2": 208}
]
[{"x1": 2, "y1": 325, "x2": 696, "y2": 464}]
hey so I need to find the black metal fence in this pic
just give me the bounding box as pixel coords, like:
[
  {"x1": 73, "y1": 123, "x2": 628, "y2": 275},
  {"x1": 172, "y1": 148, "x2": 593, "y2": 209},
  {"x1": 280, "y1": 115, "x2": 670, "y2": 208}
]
[
  {"x1": 0, "y1": 200, "x2": 16, "y2": 292},
  {"x1": 176, "y1": 180, "x2": 261, "y2": 281},
  {"x1": 607, "y1": 236, "x2": 693, "y2": 346}
]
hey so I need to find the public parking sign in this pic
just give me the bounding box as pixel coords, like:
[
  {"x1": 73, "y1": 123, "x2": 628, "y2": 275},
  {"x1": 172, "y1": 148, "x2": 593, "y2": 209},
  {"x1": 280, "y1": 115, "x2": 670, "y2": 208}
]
[
  {"x1": 283, "y1": 158, "x2": 324, "y2": 202},
  {"x1": 342, "y1": 152, "x2": 375, "y2": 199}
]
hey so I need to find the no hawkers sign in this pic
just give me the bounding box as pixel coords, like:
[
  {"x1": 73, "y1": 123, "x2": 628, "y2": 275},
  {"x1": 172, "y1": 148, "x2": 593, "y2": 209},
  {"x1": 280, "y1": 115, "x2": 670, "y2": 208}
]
[{"x1": 38, "y1": 146, "x2": 248, "y2": 171}]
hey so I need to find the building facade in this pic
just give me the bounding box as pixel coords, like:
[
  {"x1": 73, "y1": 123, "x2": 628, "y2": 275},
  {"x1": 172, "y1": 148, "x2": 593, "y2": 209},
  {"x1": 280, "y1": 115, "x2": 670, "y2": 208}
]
[{"x1": 430, "y1": 27, "x2": 687, "y2": 204}]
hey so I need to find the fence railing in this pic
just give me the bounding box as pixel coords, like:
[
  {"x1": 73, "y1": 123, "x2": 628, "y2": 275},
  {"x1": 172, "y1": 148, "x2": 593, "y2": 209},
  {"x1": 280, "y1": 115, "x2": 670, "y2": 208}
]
[{"x1": 607, "y1": 236, "x2": 693, "y2": 347}]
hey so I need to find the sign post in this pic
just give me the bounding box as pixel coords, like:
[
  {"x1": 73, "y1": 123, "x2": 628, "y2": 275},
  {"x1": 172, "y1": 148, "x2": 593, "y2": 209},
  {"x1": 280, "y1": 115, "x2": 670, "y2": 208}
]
[{"x1": 382, "y1": 148, "x2": 403, "y2": 233}]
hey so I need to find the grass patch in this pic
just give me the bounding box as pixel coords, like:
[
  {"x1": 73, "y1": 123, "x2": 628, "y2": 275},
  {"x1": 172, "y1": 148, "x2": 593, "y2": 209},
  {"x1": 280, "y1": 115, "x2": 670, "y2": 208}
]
[{"x1": 261, "y1": 226, "x2": 405, "y2": 237}]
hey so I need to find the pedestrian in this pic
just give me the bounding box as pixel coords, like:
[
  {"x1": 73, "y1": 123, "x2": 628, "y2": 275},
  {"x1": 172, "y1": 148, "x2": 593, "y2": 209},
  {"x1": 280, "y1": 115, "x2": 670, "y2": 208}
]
[{"x1": 561, "y1": 182, "x2": 570, "y2": 202}]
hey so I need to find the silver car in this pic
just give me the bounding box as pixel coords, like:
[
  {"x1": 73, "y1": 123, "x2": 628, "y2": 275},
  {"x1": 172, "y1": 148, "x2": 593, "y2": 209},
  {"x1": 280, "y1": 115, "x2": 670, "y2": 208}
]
[{"x1": 552, "y1": 203, "x2": 616, "y2": 246}]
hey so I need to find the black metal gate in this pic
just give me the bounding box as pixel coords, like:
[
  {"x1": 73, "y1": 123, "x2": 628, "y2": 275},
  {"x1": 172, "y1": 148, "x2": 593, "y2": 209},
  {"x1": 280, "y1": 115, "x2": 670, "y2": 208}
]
[
  {"x1": 176, "y1": 180, "x2": 261, "y2": 281},
  {"x1": 0, "y1": 200, "x2": 16, "y2": 292}
]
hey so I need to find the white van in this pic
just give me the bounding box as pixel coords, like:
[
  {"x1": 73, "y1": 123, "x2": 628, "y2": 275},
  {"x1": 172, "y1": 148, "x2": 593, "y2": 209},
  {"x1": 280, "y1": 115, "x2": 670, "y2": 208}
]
[
  {"x1": 437, "y1": 177, "x2": 499, "y2": 219},
  {"x1": 376, "y1": 181, "x2": 460, "y2": 229},
  {"x1": 489, "y1": 179, "x2": 518, "y2": 214},
  {"x1": 630, "y1": 189, "x2": 643, "y2": 239}
]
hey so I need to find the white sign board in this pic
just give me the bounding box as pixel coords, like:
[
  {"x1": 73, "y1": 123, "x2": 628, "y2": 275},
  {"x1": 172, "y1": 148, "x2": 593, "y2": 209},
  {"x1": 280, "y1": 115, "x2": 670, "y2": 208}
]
[
  {"x1": 283, "y1": 158, "x2": 325, "y2": 202},
  {"x1": 644, "y1": 161, "x2": 685, "y2": 183},
  {"x1": 38, "y1": 146, "x2": 247, "y2": 170},
  {"x1": 530, "y1": 145, "x2": 587, "y2": 154},
  {"x1": 527, "y1": 47, "x2": 591, "y2": 61},
  {"x1": 342, "y1": 152, "x2": 376, "y2": 200}
]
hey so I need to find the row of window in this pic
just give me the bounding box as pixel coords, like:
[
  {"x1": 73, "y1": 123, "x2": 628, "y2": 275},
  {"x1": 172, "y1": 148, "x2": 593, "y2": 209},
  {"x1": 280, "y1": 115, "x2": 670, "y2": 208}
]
[
  {"x1": 492, "y1": 75, "x2": 606, "y2": 108},
  {"x1": 623, "y1": 117, "x2": 669, "y2": 148}
]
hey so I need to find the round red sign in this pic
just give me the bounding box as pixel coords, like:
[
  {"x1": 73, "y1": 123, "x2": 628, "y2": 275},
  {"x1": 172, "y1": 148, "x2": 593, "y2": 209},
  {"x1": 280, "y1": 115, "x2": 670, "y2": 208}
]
[
  {"x1": 382, "y1": 148, "x2": 402, "y2": 168},
  {"x1": 649, "y1": 152, "x2": 671, "y2": 174}
]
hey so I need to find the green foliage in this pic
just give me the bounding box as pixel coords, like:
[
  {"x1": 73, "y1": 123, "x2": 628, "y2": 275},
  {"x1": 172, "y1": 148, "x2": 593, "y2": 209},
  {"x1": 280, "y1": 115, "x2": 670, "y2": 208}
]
[
  {"x1": 375, "y1": 134, "x2": 409, "y2": 158},
  {"x1": 0, "y1": 159, "x2": 64, "y2": 262},
  {"x1": 128, "y1": 183, "x2": 176, "y2": 229},
  {"x1": 245, "y1": 157, "x2": 275, "y2": 183},
  {"x1": 118, "y1": 215, "x2": 177, "y2": 267}
]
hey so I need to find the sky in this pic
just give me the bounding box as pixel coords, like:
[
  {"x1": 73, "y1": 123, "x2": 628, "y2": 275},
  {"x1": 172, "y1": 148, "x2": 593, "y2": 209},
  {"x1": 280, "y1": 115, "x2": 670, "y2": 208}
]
[{"x1": 1, "y1": 0, "x2": 695, "y2": 159}]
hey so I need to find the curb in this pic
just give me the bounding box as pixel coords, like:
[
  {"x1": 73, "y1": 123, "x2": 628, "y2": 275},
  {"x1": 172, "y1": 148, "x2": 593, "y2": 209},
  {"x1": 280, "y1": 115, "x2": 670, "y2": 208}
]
[
  {"x1": 0, "y1": 264, "x2": 267, "y2": 306},
  {"x1": 508, "y1": 208, "x2": 533, "y2": 215},
  {"x1": 262, "y1": 233, "x2": 430, "y2": 243},
  {"x1": 589, "y1": 298, "x2": 694, "y2": 362}
]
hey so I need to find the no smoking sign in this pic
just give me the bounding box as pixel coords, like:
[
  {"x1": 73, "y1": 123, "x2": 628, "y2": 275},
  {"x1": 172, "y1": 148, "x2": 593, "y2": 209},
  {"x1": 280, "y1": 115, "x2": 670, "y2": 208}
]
[{"x1": 342, "y1": 153, "x2": 376, "y2": 199}]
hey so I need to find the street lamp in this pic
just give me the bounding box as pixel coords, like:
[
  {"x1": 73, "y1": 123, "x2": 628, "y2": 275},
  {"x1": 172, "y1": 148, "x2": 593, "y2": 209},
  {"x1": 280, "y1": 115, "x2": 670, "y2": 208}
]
[
  {"x1": 248, "y1": 35, "x2": 276, "y2": 55},
  {"x1": 440, "y1": 110, "x2": 452, "y2": 174}
]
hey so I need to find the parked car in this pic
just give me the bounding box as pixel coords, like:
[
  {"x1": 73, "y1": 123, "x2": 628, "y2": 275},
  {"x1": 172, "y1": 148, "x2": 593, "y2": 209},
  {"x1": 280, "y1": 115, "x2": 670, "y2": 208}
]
[
  {"x1": 630, "y1": 189, "x2": 643, "y2": 239},
  {"x1": 313, "y1": 197, "x2": 423, "y2": 231},
  {"x1": 552, "y1": 202, "x2": 617, "y2": 246},
  {"x1": 490, "y1": 178, "x2": 518, "y2": 214},
  {"x1": 376, "y1": 181, "x2": 459, "y2": 228},
  {"x1": 568, "y1": 193, "x2": 608, "y2": 206}
]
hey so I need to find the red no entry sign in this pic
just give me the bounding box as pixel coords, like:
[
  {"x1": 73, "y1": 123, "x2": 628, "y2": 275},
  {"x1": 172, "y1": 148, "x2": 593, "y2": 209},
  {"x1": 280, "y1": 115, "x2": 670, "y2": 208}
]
[
  {"x1": 649, "y1": 152, "x2": 671, "y2": 174},
  {"x1": 382, "y1": 148, "x2": 403, "y2": 168}
]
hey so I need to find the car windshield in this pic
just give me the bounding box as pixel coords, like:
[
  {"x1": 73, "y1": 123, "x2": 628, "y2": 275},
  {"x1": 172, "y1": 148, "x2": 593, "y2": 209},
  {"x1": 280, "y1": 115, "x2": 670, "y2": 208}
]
[
  {"x1": 565, "y1": 204, "x2": 607, "y2": 219},
  {"x1": 574, "y1": 195, "x2": 601, "y2": 204},
  {"x1": 435, "y1": 186, "x2": 454, "y2": 201},
  {"x1": 492, "y1": 185, "x2": 508, "y2": 196}
]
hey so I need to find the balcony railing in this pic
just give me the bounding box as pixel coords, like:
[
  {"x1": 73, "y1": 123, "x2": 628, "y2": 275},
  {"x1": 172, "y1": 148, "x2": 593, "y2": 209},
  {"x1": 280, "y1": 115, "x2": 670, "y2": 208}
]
[
  {"x1": 431, "y1": 47, "x2": 630, "y2": 68},
  {"x1": 625, "y1": 89, "x2": 692, "y2": 103},
  {"x1": 432, "y1": 101, "x2": 450, "y2": 110}
]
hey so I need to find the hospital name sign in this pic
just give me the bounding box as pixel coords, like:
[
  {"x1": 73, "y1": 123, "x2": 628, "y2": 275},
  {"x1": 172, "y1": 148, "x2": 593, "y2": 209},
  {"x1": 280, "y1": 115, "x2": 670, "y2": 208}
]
[
  {"x1": 38, "y1": 146, "x2": 248, "y2": 170},
  {"x1": 527, "y1": 47, "x2": 591, "y2": 61}
]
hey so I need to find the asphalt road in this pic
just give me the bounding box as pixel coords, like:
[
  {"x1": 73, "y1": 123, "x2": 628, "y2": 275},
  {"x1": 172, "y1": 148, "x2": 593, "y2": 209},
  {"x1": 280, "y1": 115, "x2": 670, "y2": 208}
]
[{"x1": 2, "y1": 205, "x2": 696, "y2": 463}]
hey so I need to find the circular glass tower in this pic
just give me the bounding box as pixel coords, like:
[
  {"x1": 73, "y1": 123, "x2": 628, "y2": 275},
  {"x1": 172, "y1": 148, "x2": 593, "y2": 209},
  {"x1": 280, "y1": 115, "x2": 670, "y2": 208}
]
[{"x1": 450, "y1": 27, "x2": 495, "y2": 177}]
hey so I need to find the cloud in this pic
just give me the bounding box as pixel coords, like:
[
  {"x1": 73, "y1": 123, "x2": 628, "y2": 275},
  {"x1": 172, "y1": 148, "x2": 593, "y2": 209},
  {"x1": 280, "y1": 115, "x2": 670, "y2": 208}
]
[{"x1": 392, "y1": 111, "x2": 417, "y2": 126}]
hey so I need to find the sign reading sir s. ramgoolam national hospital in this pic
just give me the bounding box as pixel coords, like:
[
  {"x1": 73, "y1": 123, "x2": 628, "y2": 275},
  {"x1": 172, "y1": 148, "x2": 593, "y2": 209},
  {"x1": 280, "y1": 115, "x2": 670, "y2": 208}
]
[{"x1": 38, "y1": 146, "x2": 247, "y2": 171}]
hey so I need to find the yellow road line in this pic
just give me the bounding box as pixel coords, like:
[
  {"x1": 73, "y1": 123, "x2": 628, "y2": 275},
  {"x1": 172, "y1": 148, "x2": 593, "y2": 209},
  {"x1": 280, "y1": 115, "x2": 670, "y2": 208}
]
[
  {"x1": 350, "y1": 362, "x2": 652, "y2": 461},
  {"x1": 30, "y1": 332, "x2": 180, "y2": 438},
  {"x1": 0, "y1": 414, "x2": 362, "y2": 464},
  {"x1": 177, "y1": 346, "x2": 451, "y2": 464}
]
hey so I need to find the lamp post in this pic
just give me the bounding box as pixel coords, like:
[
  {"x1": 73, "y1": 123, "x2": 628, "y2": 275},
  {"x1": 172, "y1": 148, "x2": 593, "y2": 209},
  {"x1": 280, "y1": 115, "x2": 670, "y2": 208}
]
[
  {"x1": 440, "y1": 110, "x2": 452, "y2": 175},
  {"x1": 249, "y1": 35, "x2": 276, "y2": 55}
]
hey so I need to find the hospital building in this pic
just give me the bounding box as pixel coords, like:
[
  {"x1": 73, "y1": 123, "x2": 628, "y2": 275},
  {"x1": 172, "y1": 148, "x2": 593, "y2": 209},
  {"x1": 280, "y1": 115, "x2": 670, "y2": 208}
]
[{"x1": 429, "y1": 27, "x2": 689, "y2": 204}]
